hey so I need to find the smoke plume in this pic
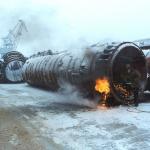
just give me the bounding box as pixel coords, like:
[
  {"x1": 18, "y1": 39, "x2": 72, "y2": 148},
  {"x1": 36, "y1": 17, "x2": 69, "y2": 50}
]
[{"x1": 1, "y1": 0, "x2": 150, "y2": 56}]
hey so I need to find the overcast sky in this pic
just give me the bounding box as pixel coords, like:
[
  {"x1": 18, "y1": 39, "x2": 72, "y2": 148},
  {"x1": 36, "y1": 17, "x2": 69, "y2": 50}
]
[{"x1": 0, "y1": 0, "x2": 150, "y2": 56}]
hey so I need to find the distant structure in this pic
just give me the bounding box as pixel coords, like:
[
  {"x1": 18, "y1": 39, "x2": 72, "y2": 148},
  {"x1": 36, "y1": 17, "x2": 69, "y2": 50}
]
[
  {"x1": 134, "y1": 38, "x2": 150, "y2": 50},
  {"x1": 0, "y1": 20, "x2": 27, "y2": 57}
]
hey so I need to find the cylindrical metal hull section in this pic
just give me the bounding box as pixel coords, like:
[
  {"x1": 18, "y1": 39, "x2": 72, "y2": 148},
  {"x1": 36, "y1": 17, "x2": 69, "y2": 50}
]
[
  {"x1": 23, "y1": 42, "x2": 147, "y2": 104},
  {"x1": 23, "y1": 52, "x2": 95, "y2": 90},
  {"x1": 143, "y1": 50, "x2": 150, "y2": 90},
  {"x1": 2, "y1": 51, "x2": 26, "y2": 82}
]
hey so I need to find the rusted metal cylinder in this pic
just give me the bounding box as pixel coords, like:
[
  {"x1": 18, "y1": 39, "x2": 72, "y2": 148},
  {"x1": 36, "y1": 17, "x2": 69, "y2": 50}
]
[
  {"x1": 2, "y1": 51, "x2": 26, "y2": 82},
  {"x1": 23, "y1": 42, "x2": 147, "y2": 104},
  {"x1": 143, "y1": 50, "x2": 150, "y2": 90},
  {"x1": 135, "y1": 39, "x2": 150, "y2": 90}
]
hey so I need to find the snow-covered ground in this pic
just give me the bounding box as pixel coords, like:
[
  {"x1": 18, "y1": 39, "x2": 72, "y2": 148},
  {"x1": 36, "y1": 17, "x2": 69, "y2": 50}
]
[{"x1": 0, "y1": 83, "x2": 150, "y2": 150}]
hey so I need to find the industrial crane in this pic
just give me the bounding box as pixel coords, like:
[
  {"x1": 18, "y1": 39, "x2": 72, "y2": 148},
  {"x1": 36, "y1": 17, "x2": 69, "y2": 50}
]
[{"x1": 0, "y1": 20, "x2": 27, "y2": 57}]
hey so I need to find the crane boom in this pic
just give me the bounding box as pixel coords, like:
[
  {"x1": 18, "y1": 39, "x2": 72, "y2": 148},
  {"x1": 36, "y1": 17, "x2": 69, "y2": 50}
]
[{"x1": 0, "y1": 20, "x2": 27, "y2": 57}]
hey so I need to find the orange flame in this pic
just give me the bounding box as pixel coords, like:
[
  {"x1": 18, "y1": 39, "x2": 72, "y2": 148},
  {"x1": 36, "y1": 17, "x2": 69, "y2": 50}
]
[
  {"x1": 95, "y1": 77, "x2": 110, "y2": 95},
  {"x1": 95, "y1": 77, "x2": 110, "y2": 107}
]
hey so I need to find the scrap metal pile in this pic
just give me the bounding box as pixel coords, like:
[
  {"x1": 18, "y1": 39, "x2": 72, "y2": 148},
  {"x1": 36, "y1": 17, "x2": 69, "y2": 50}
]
[{"x1": 23, "y1": 42, "x2": 147, "y2": 105}]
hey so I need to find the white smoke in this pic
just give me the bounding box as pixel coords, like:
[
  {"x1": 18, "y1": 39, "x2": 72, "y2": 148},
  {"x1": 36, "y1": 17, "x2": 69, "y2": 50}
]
[
  {"x1": 0, "y1": 0, "x2": 150, "y2": 56},
  {"x1": 55, "y1": 82, "x2": 98, "y2": 108}
]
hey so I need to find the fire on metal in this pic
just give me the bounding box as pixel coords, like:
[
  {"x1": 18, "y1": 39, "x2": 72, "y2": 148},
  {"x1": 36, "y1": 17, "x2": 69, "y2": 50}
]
[{"x1": 22, "y1": 42, "x2": 147, "y2": 106}]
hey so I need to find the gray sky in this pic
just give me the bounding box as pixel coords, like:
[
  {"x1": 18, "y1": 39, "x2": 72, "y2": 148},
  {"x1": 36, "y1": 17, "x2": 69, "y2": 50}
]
[{"x1": 0, "y1": 0, "x2": 150, "y2": 56}]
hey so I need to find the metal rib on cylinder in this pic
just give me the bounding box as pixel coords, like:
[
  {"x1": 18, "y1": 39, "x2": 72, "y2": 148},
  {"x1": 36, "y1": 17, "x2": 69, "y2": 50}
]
[
  {"x1": 3, "y1": 51, "x2": 26, "y2": 82},
  {"x1": 23, "y1": 42, "x2": 147, "y2": 104}
]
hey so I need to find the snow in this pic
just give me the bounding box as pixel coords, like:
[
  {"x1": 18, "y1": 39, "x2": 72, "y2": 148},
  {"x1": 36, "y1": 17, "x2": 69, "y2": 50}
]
[{"x1": 0, "y1": 83, "x2": 150, "y2": 149}]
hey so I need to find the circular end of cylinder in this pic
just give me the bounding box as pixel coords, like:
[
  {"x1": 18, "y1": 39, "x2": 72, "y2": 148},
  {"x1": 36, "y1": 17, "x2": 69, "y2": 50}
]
[
  {"x1": 110, "y1": 42, "x2": 147, "y2": 104},
  {"x1": 3, "y1": 51, "x2": 26, "y2": 83},
  {"x1": 5, "y1": 60, "x2": 25, "y2": 82}
]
